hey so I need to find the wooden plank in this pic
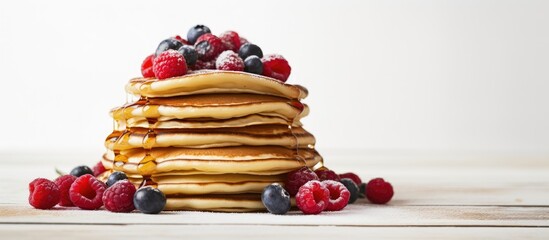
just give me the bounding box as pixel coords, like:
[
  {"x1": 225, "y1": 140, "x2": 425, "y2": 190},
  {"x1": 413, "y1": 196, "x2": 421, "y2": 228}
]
[
  {"x1": 1, "y1": 204, "x2": 548, "y2": 227},
  {"x1": 0, "y1": 224, "x2": 548, "y2": 240}
]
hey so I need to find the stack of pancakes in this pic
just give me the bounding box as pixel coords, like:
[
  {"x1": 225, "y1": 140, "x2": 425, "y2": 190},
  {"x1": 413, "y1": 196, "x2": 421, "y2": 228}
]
[{"x1": 102, "y1": 71, "x2": 322, "y2": 212}]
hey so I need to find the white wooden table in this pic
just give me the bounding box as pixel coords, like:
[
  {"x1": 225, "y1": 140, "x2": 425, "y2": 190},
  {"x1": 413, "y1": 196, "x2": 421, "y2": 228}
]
[{"x1": 1, "y1": 151, "x2": 548, "y2": 239}]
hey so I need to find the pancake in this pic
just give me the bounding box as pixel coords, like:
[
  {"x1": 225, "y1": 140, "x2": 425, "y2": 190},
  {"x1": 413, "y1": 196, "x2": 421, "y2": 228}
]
[
  {"x1": 101, "y1": 146, "x2": 321, "y2": 175},
  {"x1": 118, "y1": 114, "x2": 303, "y2": 130},
  {"x1": 111, "y1": 93, "x2": 309, "y2": 122},
  {"x1": 165, "y1": 194, "x2": 265, "y2": 212},
  {"x1": 126, "y1": 70, "x2": 308, "y2": 99},
  {"x1": 105, "y1": 124, "x2": 315, "y2": 150}
]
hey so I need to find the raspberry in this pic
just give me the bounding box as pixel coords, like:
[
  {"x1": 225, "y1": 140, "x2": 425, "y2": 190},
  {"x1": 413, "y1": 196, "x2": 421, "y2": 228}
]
[
  {"x1": 191, "y1": 59, "x2": 216, "y2": 70},
  {"x1": 28, "y1": 178, "x2": 60, "y2": 209},
  {"x1": 216, "y1": 50, "x2": 244, "y2": 71},
  {"x1": 295, "y1": 180, "x2": 330, "y2": 214},
  {"x1": 366, "y1": 178, "x2": 394, "y2": 204},
  {"x1": 239, "y1": 37, "x2": 249, "y2": 46},
  {"x1": 141, "y1": 54, "x2": 155, "y2": 78},
  {"x1": 315, "y1": 168, "x2": 341, "y2": 181},
  {"x1": 69, "y1": 174, "x2": 106, "y2": 210},
  {"x1": 173, "y1": 35, "x2": 189, "y2": 45},
  {"x1": 194, "y1": 33, "x2": 224, "y2": 61},
  {"x1": 323, "y1": 180, "x2": 350, "y2": 211},
  {"x1": 284, "y1": 167, "x2": 319, "y2": 196},
  {"x1": 54, "y1": 175, "x2": 77, "y2": 207},
  {"x1": 92, "y1": 161, "x2": 106, "y2": 177},
  {"x1": 102, "y1": 180, "x2": 136, "y2": 212},
  {"x1": 152, "y1": 50, "x2": 187, "y2": 80},
  {"x1": 339, "y1": 172, "x2": 362, "y2": 185},
  {"x1": 219, "y1": 31, "x2": 241, "y2": 52},
  {"x1": 261, "y1": 54, "x2": 291, "y2": 82}
]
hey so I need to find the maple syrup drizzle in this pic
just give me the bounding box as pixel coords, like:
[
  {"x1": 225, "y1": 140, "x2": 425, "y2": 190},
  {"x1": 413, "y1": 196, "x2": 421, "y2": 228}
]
[
  {"x1": 288, "y1": 100, "x2": 309, "y2": 168},
  {"x1": 137, "y1": 98, "x2": 159, "y2": 187}
]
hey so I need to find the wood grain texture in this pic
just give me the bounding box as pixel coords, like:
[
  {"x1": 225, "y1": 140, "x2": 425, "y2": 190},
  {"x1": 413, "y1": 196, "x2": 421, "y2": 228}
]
[{"x1": 0, "y1": 151, "x2": 548, "y2": 239}]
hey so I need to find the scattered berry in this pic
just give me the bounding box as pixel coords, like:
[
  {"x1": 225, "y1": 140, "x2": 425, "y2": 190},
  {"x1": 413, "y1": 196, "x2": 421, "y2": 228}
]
[
  {"x1": 28, "y1": 178, "x2": 60, "y2": 209},
  {"x1": 261, "y1": 54, "x2": 291, "y2": 82},
  {"x1": 366, "y1": 178, "x2": 394, "y2": 204},
  {"x1": 141, "y1": 54, "x2": 155, "y2": 78},
  {"x1": 243, "y1": 56, "x2": 263, "y2": 75},
  {"x1": 187, "y1": 24, "x2": 211, "y2": 45},
  {"x1": 54, "y1": 175, "x2": 77, "y2": 207},
  {"x1": 155, "y1": 38, "x2": 183, "y2": 56},
  {"x1": 358, "y1": 182, "x2": 366, "y2": 198},
  {"x1": 219, "y1": 31, "x2": 241, "y2": 52},
  {"x1": 261, "y1": 183, "x2": 291, "y2": 215},
  {"x1": 295, "y1": 180, "x2": 330, "y2": 215},
  {"x1": 191, "y1": 59, "x2": 216, "y2": 70},
  {"x1": 102, "y1": 180, "x2": 136, "y2": 212},
  {"x1": 323, "y1": 180, "x2": 350, "y2": 211},
  {"x1": 238, "y1": 43, "x2": 263, "y2": 59},
  {"x1": 339, "y1": 172, "x2": 362, "y2": 185},
  {"x1": 339, "y1": 178, "x2": 359, "y2": 204},
  {"x1": 106, "y1": 171, "x2": 128, "y2": 187},
  {"x1": 133, "y1": 186, "x2": 166, "y2": 214},
  {"x1": 69, "y1": 174, "x2": 106, "y2": 210},
  {"x1": 173, "y1": 35, "x2": 189, "y2": 45},
  {"x1": 70, "y1": 165, "x2": 93, "y2": 177},
  {"x1": 177, "y1": 45, "x2": 198, "y2": 66},
  {"x1": 92, "y1": 161, "x2": 107, "y2": 177},
  {"x1": 315, "y1": 168, "x2": 341, "y2": 182},
  {"x1": 152, "y1": 50, "x2": 187, "y2": 80},
  {"x1": 215, "y1": 50, "x2": 244, "y2": 71},
  {"x1": 194, "y1": 33, "x2": 224, "y2": 61},
  {"x1": 285, "y1": 167, "x2": 319, "y2": 196}
]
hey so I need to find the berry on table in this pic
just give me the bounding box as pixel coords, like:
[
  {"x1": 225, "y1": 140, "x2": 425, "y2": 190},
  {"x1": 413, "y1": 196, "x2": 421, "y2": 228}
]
[
  {"x1": 106, "y1": 171, "x2": 128, "y2": 187},
  {"x1": 366, "y1": 178, "x2": 394, "y2": 204},
  {"x1": 215, "y1": 50, "x2": 244, "y2": 71},
  {"x1": 295, "y1": 180, "x2": 330, "y2": 215},
  {"x1": 238, "y1": 43, "x2": 263, "y2": 60},
  {"x1": 70, "y1": 165, "x2": 93, "y2": 177},
  {"x1": 339, "y1": 178, "x2": 359, "y2": 204},
  {"x1": 102, "y1": 180, "x2": 136, "y2": 212},
  {"x1": 92, "y1": 161, "x2": 107, "y2": 177},
  {"x1": 141, "y1": 54, "x2": 155, "y2": 78},
  {"x1": 261, "y1": 183, "x2": 291, "y2": 215},
  {"x1": 284, "y1": 167, "x2": 319, "y2": 196},
  {"x1": 133, "y1": 186, "x2": 166, "y2": 214},
  {"x1": 315, "y1": 168, "x2": 340, "y2": 182},
  {"x1": 261, "y1": 54, "x2": 292, "y2": 82},
  {"x1": 152, "y1": 50, "x2": 187, "y2": 80},
  {"x1": 187, "y1": 24, "x2": 211, "y2": 45},
  {"x1": 54, "y1": 175, "x2": 77, "y2": 207},
  {"x1": 358, "y1": 182, "x2": 366, "y2": 198},
  {"x1": 177, "y1": 45, "x2": 198, "y2": 66},
  {"x1": 155, "y1": 38, "x2": 184, "y2": 57},
  {"x1": 194, "y1": 33, "x2": 224, "y2": 61},
  {"x1": 28, "y1": 178, "x2": 60, "y2": 209},
  {"x1": 69, "y1": 174, "x2": 106, "y2": 210},
  {"x1": 243, "y1": 56, "x2": 263, "y2": 75},
  {"x1": 339, "y1": 172, "x2": 362, "y2": 185},
  {"x1": 323, "y1": 180, "x2": 350, "y2": 211},
  {"x1": 219, "y1": 31, "x2": 241, "y2": 52}
]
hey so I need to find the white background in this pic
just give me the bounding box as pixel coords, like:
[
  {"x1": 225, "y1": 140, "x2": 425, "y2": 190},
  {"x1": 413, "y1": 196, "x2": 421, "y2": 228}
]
[{"x1": 0, "y1": 0, "x2": 548, "y2": 157}]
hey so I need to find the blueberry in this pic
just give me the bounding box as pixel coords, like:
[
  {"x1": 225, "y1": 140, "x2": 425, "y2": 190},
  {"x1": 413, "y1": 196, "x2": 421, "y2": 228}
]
[
  {"x1": 106, "y1": 171, "x2": 128, "y2": 187},
  {"x1": 70, "y1": 165, "x2": 93, "y2": 177},
  {"x1": 187, "y1": 24, "x2": 211, "y2": 45},
  {"x1": 155, "y1": 38, "x2": 183, "y2": 56},
  {"x1": 238, "y1": 43, "x2": 263, "y2": 60},
  {"x1": 244, "y1": 56, "x2": 263, "y2": 75},
  {"x1": 358, "y1": 182, "x2": 366, "y2": 198},
  {"x1": 340, "y1": 178, "x2": 359, "y2": 204},
  {"x1": 178, "y1": 45, "x2": 198, "y2": 66},
  {"x1": 261, "y1": 183, "x2": 291, "y2": 215},
  {"x1": 133, "y1": 186, "x2": 166, "y2": 214}
]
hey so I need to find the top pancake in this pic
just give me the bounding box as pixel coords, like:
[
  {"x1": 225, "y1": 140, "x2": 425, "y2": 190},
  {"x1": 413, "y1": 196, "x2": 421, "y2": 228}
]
[{"x1": 126, "y1": 70, "x2": 308, "y2": 99}]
